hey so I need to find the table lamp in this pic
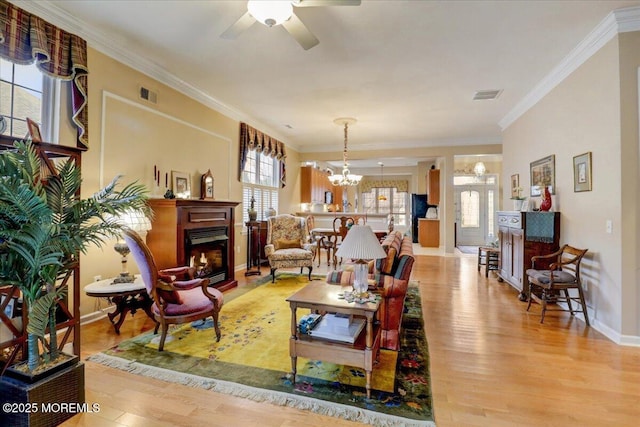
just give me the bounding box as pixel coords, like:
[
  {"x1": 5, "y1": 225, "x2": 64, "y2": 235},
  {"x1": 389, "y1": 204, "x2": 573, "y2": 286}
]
[
  {"x1": 111, "y1": 209, "x2": 152, "y2": 284},
  {"x1": 335, "y1": 225, "x2": 387, "y2": 296}
]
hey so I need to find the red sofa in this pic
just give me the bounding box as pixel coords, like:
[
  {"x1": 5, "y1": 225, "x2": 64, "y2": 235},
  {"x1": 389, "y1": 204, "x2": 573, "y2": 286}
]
[{"x1": 326, "y1": 230, "x2": 415, "y2": 351}]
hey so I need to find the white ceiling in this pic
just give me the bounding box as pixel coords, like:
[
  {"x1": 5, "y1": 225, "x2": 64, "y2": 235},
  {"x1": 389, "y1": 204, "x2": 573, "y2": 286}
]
[{"x1": 18, "y1": 0, "x2": 640, "y2": 168}]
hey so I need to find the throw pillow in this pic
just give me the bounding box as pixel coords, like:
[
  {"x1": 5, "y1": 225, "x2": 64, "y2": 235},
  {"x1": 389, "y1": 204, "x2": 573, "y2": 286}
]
[
  {"x1": 275, "y1": 238, "x2": 301, "y2": 250},
  {"x1": 380, "y1": 247, "x2": 397, "y2": 274}
]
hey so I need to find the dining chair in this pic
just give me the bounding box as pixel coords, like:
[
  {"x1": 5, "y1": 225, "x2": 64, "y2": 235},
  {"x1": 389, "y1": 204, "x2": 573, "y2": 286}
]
[{"x1": 525, "y1": 244, "x2": 589, "y2": 326}]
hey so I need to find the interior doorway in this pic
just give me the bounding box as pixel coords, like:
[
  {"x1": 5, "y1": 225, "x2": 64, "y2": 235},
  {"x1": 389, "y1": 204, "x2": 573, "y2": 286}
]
[{"x1": 454, "y1": 174, "x2": 498, "y2": 247}]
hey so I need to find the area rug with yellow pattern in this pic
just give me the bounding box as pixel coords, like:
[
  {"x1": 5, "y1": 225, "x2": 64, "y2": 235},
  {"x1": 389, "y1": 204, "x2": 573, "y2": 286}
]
[{"x1": 88, "y1": 273, "x2": 434, "y2": 426}]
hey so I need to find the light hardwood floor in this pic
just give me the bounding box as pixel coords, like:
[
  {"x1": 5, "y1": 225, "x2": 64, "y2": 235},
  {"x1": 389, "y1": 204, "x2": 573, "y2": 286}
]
[{"x1": 63, "y1": 252, "x2": 640, "y2": 427}]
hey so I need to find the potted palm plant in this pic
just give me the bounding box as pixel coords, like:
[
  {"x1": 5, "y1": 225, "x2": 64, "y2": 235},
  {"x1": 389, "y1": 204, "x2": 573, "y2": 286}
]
[{"x1": 0, "y1": 140, "x2": 149, "y2": 423}]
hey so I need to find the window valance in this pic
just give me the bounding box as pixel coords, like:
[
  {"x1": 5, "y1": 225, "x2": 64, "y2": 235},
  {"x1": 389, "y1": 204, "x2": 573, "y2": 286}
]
[
  {"x1": 0, "y1": 0, "x2": 89, "y2": 148},
  {"x1": 239, "y1": 122, "x2": 287, "y2": 187},
  {"x1": 361, "y1": 179, "x2": 408, "y2": 193}
]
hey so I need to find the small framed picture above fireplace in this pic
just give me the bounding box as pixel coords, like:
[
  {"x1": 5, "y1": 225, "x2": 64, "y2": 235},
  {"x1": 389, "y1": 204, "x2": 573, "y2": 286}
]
[{"x1": 172, "y1": 171, "x2": 191, "y2": 199}]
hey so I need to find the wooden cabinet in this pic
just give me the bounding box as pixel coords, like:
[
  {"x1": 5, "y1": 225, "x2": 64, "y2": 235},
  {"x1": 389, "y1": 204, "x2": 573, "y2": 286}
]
[
  {"x1": 301, "y1": 166, "x2": 343, "y2": 208},
  {"x1": 418, "y1": 219, "x2": 439, "y2": 247},
  {"x1": 428, "y1": 169, "x2": 440, "y2": 205},
  {"x1": 497, "y1": 211, "x2": 560, "y2": 300}
]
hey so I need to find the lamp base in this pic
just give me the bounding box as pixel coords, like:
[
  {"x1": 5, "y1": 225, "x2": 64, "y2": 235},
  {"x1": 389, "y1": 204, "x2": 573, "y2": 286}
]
[
  {"x1": 352, "y1": 262, "x2": 369, "y2": 297},
  {"x1": 112, "y1": 272, "x2": 135, "y2": 284}
]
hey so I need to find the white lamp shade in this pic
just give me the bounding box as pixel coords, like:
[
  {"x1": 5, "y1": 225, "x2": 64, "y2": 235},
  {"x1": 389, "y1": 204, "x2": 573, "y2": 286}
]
[
  {"x1": 108, "y1": 209, "x2": 152, "y2": 233},
  {"x1": 335, "y1": 225, "x2": 386, "y2": 260}
]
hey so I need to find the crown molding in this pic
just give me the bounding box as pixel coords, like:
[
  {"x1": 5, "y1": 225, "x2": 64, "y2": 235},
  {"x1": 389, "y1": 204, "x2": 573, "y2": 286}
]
[
  {"x1": 499, "y1": 6, "x2": 640, "y2": 130},
  {"x1": 298, "y1": 136, "x2": 503, "y2": 153},
  {"x1": 12, "y1": 0, "x2": 299, "y2": 151}
]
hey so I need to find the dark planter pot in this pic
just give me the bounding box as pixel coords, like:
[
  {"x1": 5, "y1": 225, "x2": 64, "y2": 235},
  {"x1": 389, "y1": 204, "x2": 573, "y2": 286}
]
[{"x1": 0, "y1": 359, "x2": 85, "y2": 427}]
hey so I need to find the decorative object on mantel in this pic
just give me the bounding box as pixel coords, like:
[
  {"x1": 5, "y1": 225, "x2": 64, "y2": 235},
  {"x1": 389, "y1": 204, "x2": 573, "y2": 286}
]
[
  {"x1": 248, "y1": 196, "x2": 258, "y2": 221},
  {"x1": 200, "y1": 169, "x2": 214, "y2": 200},
  {"x1": 573, "y1": 151, "x2": 592, "y2": 192},
  {"x1": 540, "y1": 186, "x2": 552, "y2": 212},
  {"x1": 328, "y1": 117, "x2": 362, "y2": 187},
  {"x1": 163, "y1": 189, "x2": 175, "y2": 199},
  {"x1": 171, "y1": 170, "x2": 191, "y2": 199}
]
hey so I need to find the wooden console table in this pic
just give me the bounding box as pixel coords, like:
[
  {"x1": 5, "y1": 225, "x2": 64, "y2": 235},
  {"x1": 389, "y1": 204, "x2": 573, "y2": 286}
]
[{"x1": 286, "y1": 282, "x2": 381, "y2": 398}]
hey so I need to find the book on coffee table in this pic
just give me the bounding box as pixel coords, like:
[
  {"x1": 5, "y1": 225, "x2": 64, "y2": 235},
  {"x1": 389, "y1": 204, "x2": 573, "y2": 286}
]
[{"x1": 308, "y1": 313, "x2": 365, "y2": 344}]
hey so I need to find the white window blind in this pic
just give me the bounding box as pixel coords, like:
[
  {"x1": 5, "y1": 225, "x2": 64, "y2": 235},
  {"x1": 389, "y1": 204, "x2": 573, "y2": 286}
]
[{"x1": 241, "y1": 150, "x2": 279, "y2": 224}]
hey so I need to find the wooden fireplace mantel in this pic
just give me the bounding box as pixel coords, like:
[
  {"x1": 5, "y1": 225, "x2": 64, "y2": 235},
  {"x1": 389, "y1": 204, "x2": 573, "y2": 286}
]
[{"x1": 146, "y1": 199, "x2": 240, "y2": 292}]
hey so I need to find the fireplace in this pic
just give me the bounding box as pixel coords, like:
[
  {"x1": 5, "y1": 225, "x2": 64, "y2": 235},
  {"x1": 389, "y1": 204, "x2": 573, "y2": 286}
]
[
  {"x1": 146, "y1": 199, "x2": 239, "y2": 292},
  {"x1": 185, "y1": 226, "x2": 228, "y2": 285}
]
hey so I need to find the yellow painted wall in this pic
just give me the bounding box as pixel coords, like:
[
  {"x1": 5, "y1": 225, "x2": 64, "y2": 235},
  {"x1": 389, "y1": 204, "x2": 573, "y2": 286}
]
[{"x1": 74, "y1": 48, "x2": 300, "y2": 317}]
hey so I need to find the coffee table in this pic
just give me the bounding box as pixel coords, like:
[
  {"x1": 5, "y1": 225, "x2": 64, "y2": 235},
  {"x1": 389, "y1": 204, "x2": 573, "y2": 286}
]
[{"x1": 286, "y1": 282, "x2": 381, "y2": 398}]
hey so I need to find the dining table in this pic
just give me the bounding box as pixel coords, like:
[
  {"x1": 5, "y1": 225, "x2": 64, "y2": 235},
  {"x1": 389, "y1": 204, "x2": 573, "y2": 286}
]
[{"x1": 311, "y1": 226, "x2": 389, "y2": 269}]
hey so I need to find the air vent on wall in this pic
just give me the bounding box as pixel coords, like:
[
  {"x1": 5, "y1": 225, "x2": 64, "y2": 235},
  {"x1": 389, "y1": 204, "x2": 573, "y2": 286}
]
[
  {"x1": 473, "y1": 89, "x2": 502, "y2": 101},
  {"x1": 139, "y1": 86, "x2": 158, "y2": 104}
]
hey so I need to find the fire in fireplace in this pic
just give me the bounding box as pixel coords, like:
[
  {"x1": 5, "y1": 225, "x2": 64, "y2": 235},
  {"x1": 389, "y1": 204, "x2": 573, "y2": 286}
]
[{"x1": 185, "y1": 227, "x2": 228, "y2": 285}]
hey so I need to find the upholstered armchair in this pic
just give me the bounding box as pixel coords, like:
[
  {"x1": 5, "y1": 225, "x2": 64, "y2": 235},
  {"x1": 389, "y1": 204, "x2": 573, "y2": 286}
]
[
  {"x1": 123, "y1": 228, "x2": 224, "y2": 351},
  {"x1": 264, "y1": 214, "x2": 315, "y2": 283}
]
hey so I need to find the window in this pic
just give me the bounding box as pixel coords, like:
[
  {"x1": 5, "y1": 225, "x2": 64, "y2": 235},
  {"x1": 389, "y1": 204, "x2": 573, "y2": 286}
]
[
  {"x1": 361, "y1": 187, "x2": 408, "y2": 226},
  {"x1": 242, "y1": 150, "x2": 280, "y2": 223},
  {"x1": 0, "y1": 59, "x2": 58, "y2": 142}
]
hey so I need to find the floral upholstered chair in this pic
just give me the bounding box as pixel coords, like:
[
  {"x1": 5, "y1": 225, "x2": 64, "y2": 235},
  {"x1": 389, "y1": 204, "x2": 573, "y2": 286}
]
[{"x1": 264, "y1": 214, "x2": 315, "y2": 283}]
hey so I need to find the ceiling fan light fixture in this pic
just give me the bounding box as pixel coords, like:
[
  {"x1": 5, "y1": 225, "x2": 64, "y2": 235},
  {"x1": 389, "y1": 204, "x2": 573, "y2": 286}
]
[{"x1": 247, "y1": 0, "x2": 293, "y2": 27}]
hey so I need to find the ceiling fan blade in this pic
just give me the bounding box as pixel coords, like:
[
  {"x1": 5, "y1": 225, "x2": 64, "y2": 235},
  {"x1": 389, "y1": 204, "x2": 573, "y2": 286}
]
[
  {"x1": 293, "y1": 0, "x2": 361, "y2": 7},
  {"x1": 282, "y1": 13, "x2": 319, "y2": 50},
  {"x1": 221, "y1": 11, "x2": 256, "y2": 40}
]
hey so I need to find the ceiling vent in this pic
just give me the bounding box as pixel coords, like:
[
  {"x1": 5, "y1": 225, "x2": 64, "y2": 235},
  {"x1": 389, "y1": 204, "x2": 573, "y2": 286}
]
[
  {"x1": 139, "y1": 86, "x2": 158, "y2": 104},
  {"x1": 473, "y1": 89, "x2": 502, "y2": 101}
]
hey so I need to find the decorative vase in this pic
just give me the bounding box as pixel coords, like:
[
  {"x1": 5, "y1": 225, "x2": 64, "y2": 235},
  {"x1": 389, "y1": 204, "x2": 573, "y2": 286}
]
[
  {"x1": 513, "y1": 199, "x2": 524, "y2": 211},
  {"x1": 248, "y1": 196, "x2": 257, "y2": 221},
  {"x1": 540, "y1": 186, "x2": 552, "y2": 212}
]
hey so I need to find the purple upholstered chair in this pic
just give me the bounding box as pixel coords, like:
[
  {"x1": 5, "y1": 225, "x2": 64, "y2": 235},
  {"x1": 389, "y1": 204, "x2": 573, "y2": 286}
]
[{"x1": 123, "y1": 228, "x2": 223, "y2": 351}]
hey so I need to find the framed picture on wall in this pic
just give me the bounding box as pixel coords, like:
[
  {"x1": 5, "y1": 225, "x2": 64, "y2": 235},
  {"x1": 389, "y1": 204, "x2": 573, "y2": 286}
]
[
  {"x1": 510, "y1": 174, "x2": 520, "y2": 199},
  {"x1": 172, "y1": 171, "x2": 191, "y2": 199},
  {"x1": 26, "y1": 118, "x2": 42, "y2": 142},
  {"x1": 573, "y1": 152, "x2": 592, "y2": 192},
  {"x1": 530, "y1": 155, "x2": 555, "y2": 196}
]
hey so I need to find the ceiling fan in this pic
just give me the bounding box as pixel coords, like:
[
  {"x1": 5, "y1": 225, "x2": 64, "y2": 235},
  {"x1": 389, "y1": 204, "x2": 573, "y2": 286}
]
[{"x1": 221, "y1": 0, "x2": 361, "y2": 50}]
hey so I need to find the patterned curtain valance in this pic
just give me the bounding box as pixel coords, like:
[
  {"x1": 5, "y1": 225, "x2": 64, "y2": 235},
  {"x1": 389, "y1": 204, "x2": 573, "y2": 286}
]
[
  {"x1": 239, "y1": 122, "x2": 287, "y2": 187},
  {"x1": 361, "y1": 179, "x2": 408, "y2": 193},
  {"x1": 0, "y1": 0, "x2": 89, "y2": 148}
]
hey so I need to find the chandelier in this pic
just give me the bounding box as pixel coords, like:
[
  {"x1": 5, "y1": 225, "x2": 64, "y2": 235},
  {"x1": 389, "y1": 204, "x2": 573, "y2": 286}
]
[
  {"x1": 473, "y1": 161, "x2": 486, "y2": 176},
  {"x1": 328, "y1": 118, "x2": 362, "y2": 187}
]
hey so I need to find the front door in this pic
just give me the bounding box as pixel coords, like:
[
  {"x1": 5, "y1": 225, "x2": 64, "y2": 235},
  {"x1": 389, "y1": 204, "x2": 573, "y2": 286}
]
[
  {"x1": 455, "y1": 187, "x2": 486, "y2": 245},
  {"x1": 454, "y1": 174, "x2": 498, "y2": 246}
]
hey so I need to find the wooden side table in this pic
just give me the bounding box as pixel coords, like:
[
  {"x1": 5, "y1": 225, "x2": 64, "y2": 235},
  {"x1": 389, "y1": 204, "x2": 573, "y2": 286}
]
[
  {"x1": 84, "y1": 276, "x2": 155, "y2": 334},
  {"x1": 478, "y1": 246, "x2": 500, "y2": 278},
  {"x1": 286, "y1": 282, "x2": 381, "y2": 399},
  {"x1": 245, "y1": 221, "x2": 262, "y2": 276}
]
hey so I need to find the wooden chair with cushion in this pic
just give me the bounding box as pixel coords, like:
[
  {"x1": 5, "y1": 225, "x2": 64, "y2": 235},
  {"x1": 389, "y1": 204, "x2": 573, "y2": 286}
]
[
  {"x1": 264, "y1": 214, "x2": 315, "y2": 283},
  {"x1": 332, "y1": 216, "x2": 355, "y2": 268},
  {"x1": 525, "y1": 244, "x2": 589, "y2": 326},
  {"x1": 123, "y1": 228, "x2": 224, "y2": 351}
]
